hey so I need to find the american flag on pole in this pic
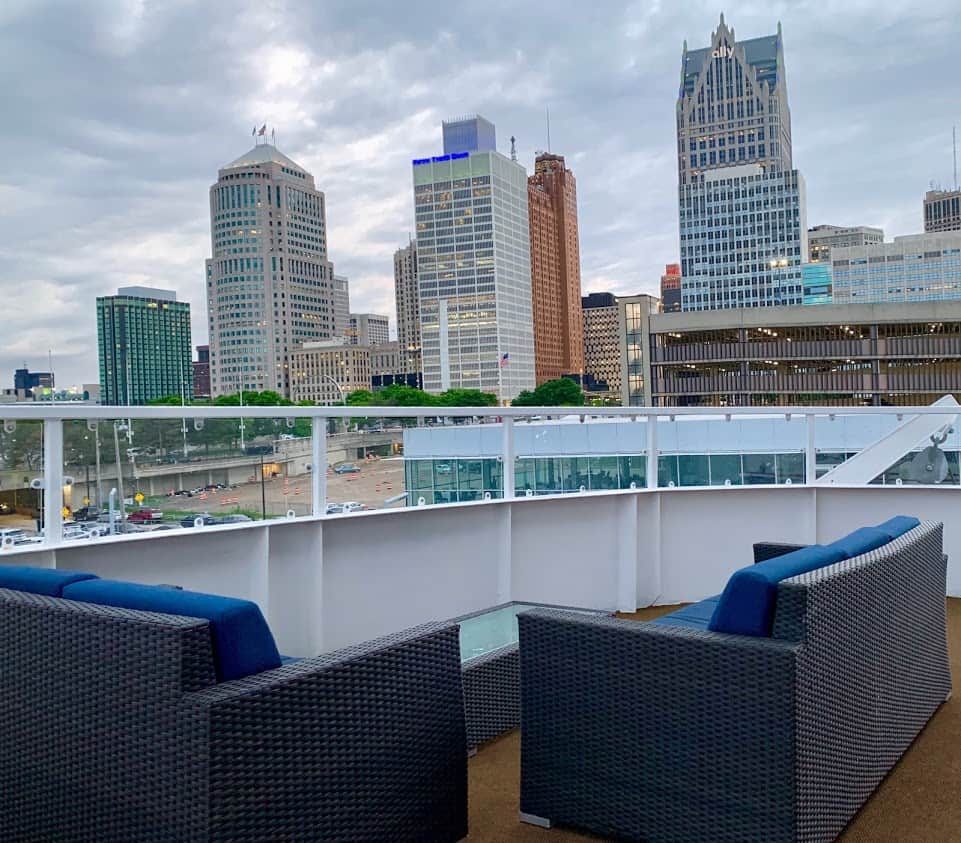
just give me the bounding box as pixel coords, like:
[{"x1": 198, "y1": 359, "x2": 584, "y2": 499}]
[{"x1": 499, "y1": 352, "x2": 509, "y2": 368}]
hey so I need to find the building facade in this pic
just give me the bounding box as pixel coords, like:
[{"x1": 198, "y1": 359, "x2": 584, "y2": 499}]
[
  {"x1": 660, "y1": 264, "x2": 682, "y2": 312},
  {"x1": 619, "y1": 294, "x2": 659, "y2": 406},
  {"x1": 412, "y1": 121, "x2": 535, "y2": 401},
  {"x1": 393, "y1": 240, "x2": 421, "y2": 373},
  {"x1": 802, "y1": 262, "x2": 834, "y2": 305},
  {"x1": 581, "y1": 293, "x2": 622, "y2": 400},
  {"x1": 96, "y1": 287, "x2": 192, "y2": 405},
  {"x1": 442, "y1": 115, "x2": 496, "y2": 156},
  {"x1": 369, "y1": 341, "x2": 402, "y2": 377},
  {"x1": 648, "y1": 300, "x2": 961, "y2": 407},
  {"x1": 13, "y1": 368, "x2": 54, "y2": 399},
  {"x1": 289, "y1": 341, "x2": 371, "y2": 405},
  {"x1": 924, "y1": 189, "x2": 961, "y2": 233},
  {"x1": 527, "y1": 152, "x2": 584, "y2": 384},
  {"x1": 830, "y1": 232, "x2": 961, "y2": 304},
  {"x1": 332, "y1": 275, "x2": 350, "y2": 338},
  {"x1": 348, "y1": 313, "x2": 390, "y2": 346},
  {"x1": 808, "y1": 224, "x2": 884, "y2": 263},
  {"x1": 206, "y1": 142, "x2": 336, "y2": 398},
  {"x1": 192, "y1": 345, "x2": 211, "y2": 399},
  {"x1": 677, "y1": 17, "x2": 808, "y2": 311}
]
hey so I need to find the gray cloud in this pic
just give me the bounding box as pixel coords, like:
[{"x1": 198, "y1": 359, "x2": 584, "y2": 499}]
[{"x1": 1, "y1": 0, "x2": 958, "y2": 386}]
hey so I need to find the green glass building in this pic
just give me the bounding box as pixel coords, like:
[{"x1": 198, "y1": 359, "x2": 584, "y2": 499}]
[{"x1": 96, "y1": 287, "x2": 193, "y2": 405}]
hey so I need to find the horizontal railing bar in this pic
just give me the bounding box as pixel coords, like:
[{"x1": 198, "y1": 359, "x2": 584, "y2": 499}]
[{"x1": 0, "y1": 405, "x2": 953, "y2": 421}]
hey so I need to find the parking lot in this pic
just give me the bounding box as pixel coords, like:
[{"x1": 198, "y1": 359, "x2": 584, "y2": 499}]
[{"x1": 160, "y1": 457, "x2": 407, "y2": 518}]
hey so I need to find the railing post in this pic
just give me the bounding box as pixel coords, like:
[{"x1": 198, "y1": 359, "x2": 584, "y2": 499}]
[
  {"x1": 502, "y1": 416, "x2": 515, "y2": 500},
  {"x1": 805, "y1": 414, "x2": 817, "y2": 485},
  {"x1": 311, "y1": 417, "x2": 326, "y2": 516},
  {"x1": 43, "y1": 418, "x2": 64, "y2": 546},
  {"x1": 646, "y1": 413, "x2": 658, "y2": 489}
]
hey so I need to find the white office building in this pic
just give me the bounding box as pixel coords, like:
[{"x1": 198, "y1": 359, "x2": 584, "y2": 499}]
[
  {"x1": 412, "y1": 119, "x2": 535, "y2": 400},
  {"x1": 206, "y1": 142, "x2": 336, "y2": 397}
]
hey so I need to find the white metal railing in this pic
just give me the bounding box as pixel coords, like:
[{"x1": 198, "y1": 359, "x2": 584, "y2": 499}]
[{"x1": 1, "y1": 402, "x2": 959, "y2": 551}]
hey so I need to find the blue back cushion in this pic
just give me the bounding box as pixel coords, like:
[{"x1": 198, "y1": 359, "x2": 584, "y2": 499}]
[
  {"x1": 62, "y1": 579, "x2": 281, "y2": 681},
  {"x1": 709, "y1": 545, "x2": 847, "y2": 637},
  {"x1": 0, "y1": 566, "x2": 97, "y2": 597},
  {"x1": 875, "y1": 516, "x2": 920, "y2": 541},
  {"x1": 827, "y1": 527, "x2": 890, "y2": 560}
]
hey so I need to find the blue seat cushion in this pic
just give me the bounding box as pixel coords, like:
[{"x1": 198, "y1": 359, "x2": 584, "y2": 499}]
[
  {"x1": 0, "y1": 566, "x2": 97, "y2": 597},
  {"x1": 652, "y1": 595, "x2": 720, "y2": 630},
  {"x1": 709, "y1": 544, "x2": 847, "y2": 637},
  {"x1": 62, "y1": 579, "x2": 281, "y2": 681},
  {"x1": 828, "y1": 527, "x2": 891, "y2": 560},
  {"x1": 875, "y1": 516, "x2": 920, "y2": 541}
]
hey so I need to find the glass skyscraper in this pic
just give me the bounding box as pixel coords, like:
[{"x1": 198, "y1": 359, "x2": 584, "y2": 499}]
[
  {"x1": 441, "y1": 115, "x2": 496, "y2": 156},
  {"x1": 412, "y1": 119, "x2": 535, "y2": 400},
  {"x1": 677, "y1": 15, "x2": 808, "y2": 311},
  {"x1": 96, "y1": 287, "x2": 192, "y2": 405}
]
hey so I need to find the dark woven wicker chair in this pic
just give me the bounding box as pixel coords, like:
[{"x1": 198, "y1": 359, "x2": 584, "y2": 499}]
[
  {"x1": 518, "y1": 520, "x2": 951, "y2": 843},
  {"x1": 0, "y1": 590, "x2": 467, "y2": 843}
]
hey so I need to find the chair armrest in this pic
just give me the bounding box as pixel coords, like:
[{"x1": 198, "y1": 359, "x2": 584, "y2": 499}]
[
  {"x1": 183, "y1": 621, "x2": 467, "y2": 843},
  {"x1": 519, "y1": 609, "x2": 800, "y2": 840},
  {"x1": 753, "y1": 540, "x2": 809, "y2": 563}
]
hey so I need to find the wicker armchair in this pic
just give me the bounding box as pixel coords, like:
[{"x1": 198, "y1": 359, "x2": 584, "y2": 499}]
[
  {"x1": 518, "y1": 521, "x2": 951, "y2": 843},
  {"x1": 0, "y1": 590, "x2": 467, "y2": 842}
]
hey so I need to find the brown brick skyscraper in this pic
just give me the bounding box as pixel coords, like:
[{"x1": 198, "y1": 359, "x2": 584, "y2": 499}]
[{"x1": 528, "y1": 153, "x2": 584, "y2": 384}]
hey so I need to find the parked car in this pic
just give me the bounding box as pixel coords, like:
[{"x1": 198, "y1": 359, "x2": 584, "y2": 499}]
[
  {"x1": 127, "y1": 509, "x2": 164, "y2": 524},
  {"x1": 334, "y1": 463, "x2": 361, "y2": 474},
  {"x1": 73, "y1": 506, "x2": 100, "y2": 522},
  {"x1": 0, "y1": 527, "x2": 42, "y2": 546},
  {"x1": 180, "y1": 513, "x2": 218, "y2": 528},
  {"x1": 96, "y1": 511, "x2": 123, "y2": 524},
  {"x1": 341, "y1": 501, "x2": 367, "y2": 513},
  {"x1": 63, "y1": 526, "x2": 91, "y2": 541},
  {"x1": 218, "y1": 514, "x2": 252, "y2": 524},
  {"x1": 325, "y1": 503, "x2": 344, "y2": 514},
  {"x1": 0, "y1": 502, "x2": 11, "y2": 515}
]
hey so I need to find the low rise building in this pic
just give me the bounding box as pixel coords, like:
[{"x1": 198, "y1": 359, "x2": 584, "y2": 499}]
[
  {"x1": 808, "y1": 224, "x2": 884, "y2": 264},
  {"x1": 831, "y1": 232, "x2": 961, "y2": 304},
  {"x1": 648, "y1": 300, "x2": 961, "y2": 407},
  {"x1": 290, "y1": 341, "x2": 371, "y2": 405},
  {"x1": 619, "y1": 294, "x2": 659, "y2": 406}
]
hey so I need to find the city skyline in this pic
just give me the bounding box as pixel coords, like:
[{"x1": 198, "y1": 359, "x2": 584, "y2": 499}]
[{"x1": 1, "y1": 1, "x2": 959, "y2": 385}]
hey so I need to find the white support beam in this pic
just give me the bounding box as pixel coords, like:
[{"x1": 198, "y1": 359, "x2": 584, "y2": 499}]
[
  {"x1": 646, "y1": 418, "x2": 658, "y2": 489},
  {"x1": 311, "y1": 418, "x2": 326, "y2": 516},
  {"x1": 43, "y1": 418, "x2": 64, "y2": 546},
  {"x1": 502, "y1": 417, "x2": 515, "y2": 500}
]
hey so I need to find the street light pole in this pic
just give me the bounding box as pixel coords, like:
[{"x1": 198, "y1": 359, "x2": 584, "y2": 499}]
[{"x1": 113, "y1": 422, "x2": 127, "y2": 533}]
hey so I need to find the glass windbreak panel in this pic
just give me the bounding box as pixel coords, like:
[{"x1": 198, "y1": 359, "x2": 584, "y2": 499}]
[
  {"x1": 658, "y1": 455, "x2": 679, "y2": 487},
  {"x1": 515, "y1": 457, "x2": 536, "y2": 496},
  {"x1": 742, "y1": 453, "x2": 776, "y2": 484},
  {"x1": 589, "y1": 456, "x2": 619, "y2": 490},
  {"x1": 677, "y1": 454, "x2": 710, "y2": 486},
  {"x1": 0, "y1": 419, "x2": 43, "y2": 547},
  {"x1": 709, "y1": 453, "x2": 742, "y2": 486},
  {"x1": 776, "y1": 452, "x2": 805, "y2": 484},
  {"x1": 534, "y1": 457, "x2": 561, "y2": 494},
  {"x1": 814, "y1": 413, "x2": 899, "y2": 480},
  {"x1": 618, "y1": 455, "x2": 645, "y2": 488},
  {"x1": 558, "y1": 456, "x2": 590, "y2": 492}
]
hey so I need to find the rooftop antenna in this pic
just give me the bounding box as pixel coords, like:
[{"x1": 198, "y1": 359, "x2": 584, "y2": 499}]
[
  {"x1": 510, "y1": 135, "x2": 517, "y2": 162},
  {"x1": 546, "y1": 107, "x2": 551, "y2": 153}
]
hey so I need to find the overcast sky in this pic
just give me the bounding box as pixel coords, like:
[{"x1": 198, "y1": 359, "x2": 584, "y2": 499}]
[{"x1": 1, "y1": 0, "x2": 959, "y2": 387}]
